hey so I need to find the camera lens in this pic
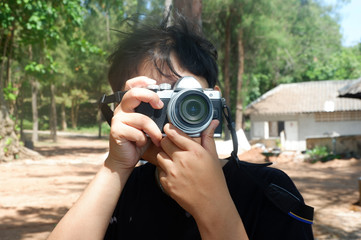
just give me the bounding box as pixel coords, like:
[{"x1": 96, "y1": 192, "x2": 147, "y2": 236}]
[
  {"x1": 167, "y1": 89, "x2": 213, "y2": 135},
  {"x1": 180, "y1": 95, "x2": 208, "y2": 124}
]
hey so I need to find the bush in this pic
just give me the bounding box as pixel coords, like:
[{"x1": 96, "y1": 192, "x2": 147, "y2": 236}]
[{"x1": 305, "y1": 145, "x2": 340, "y2": 163}]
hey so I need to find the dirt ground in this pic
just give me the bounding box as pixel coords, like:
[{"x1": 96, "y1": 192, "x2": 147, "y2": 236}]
[{"x1": 0, "y1": 134, "x2": 360, "y2": 240}]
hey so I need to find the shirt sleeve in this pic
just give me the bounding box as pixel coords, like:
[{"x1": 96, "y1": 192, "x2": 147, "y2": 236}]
[
  {"x1": 224, "y1": 159, "x2": 314, "y2": 239},
  {"x1": 254, "y1": 167, "x2": 314, "y2": 239}
]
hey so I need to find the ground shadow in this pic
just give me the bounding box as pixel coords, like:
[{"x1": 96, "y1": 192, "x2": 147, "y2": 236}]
[
  {"x1": 34, "y1": 146, "x2": 108, "y2": 157},
  {"x1": 0, "y1": 206, "x2": 68, "y2": 240}
]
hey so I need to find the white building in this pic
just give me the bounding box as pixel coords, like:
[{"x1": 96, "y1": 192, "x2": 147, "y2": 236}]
[{"x1": 245, "y1": 79, "x2": 361, "y2": 152}]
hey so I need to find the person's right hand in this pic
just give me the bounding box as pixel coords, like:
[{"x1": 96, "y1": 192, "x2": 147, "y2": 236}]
[{"x1": 107, "y1": 76, "x2": 164, "y2": 170}]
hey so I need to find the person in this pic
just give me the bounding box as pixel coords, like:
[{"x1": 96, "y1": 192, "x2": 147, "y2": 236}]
[{"x1": 47, "y1": 14, "x2": 314, "y2": 240}]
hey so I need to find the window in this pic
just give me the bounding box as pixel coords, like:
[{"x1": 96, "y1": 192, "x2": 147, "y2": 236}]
[
  {"x1": 268, "y1": 121, "x2": 285, "y2": 137},
  {"x1": 315, "y1": 111, "x2": 361, "y2": 122}
]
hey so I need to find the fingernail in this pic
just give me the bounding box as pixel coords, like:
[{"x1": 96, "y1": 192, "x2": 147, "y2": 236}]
[{"x1": 157, "y1": 100, "x2": 164, "y2": 108}]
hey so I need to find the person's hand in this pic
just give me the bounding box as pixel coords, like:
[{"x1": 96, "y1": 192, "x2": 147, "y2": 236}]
[
  {"x1": 107, "y1": 76, "x2": 163, "y2": 170},
  {"x1": 157, "y1": 122, "x2": 248, "y2": 239},
  {"x1": 156, "y1": 120, "x2": 227, "y2": 218}
]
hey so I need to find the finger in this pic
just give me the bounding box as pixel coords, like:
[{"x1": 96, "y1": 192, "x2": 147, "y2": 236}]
[
  {"x1": 124, "y1": 76, "x2": 157, "y2": 90},
  {"x1": 112, "y1": 112, "x2": 162, "y2": 146},
  {"x1": 201, "y1": 120, "x2": 219, "y2": 155},
  {"x1": 157, "y1": 151, "x2": 172, "y2": 165},
  {"x1": 162, "y1": 123, "x2": 196, "y2": 151},
  {"x1": 119, "y1": 88, "x2": 164, "y2": 113},
  {"x1": 160, "y1": 136, "x2": 182, "y2": 158},
  {"x1": 157, "y1": 152, "x2": 174, "y2": 175},
  {"x1": 110, "y1": 122, "x2": 148, "y2": 147}
]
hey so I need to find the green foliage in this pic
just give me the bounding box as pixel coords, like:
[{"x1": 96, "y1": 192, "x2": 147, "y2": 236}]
[
  {"x1": 305, "y1": 145, "x2": 340, "y2": 163},
  {"x1": 203, "y1": 0, "x2": 349, "y2": 108},
  {"x1": 5, "y1": 137, "x2": 13, "y2": 146},
  {"x1": 1, "y1": 0, "x2": 359, "y2": 141},
  {"x1": 303, "y1": 46, "x2": 361, "y2": 80},
  {"x1": 3, "y1": 83, "x2": 18, "y2": 101}
]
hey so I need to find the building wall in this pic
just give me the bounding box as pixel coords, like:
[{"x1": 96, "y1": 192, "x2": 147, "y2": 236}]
[
  {"x1": 298, "y1": 113, "x2": 361, "y2": 139},
  {"x1": 249, "y1": 111, "x2": 361, "y2": 151}
]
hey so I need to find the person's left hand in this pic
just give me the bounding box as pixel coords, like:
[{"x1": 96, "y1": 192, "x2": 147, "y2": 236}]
[{"x1": 156, "y1": 120, "x2": 229, "y2": 219}]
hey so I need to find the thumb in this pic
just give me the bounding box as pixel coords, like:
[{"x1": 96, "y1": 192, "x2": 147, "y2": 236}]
[{"x1": 201, "y1": 120, "x2": 220, "y2": 157}]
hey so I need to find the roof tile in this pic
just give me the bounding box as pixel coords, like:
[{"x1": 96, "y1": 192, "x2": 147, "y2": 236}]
[{"x1": 245, "y1": 79, "x2": 361, "y2": 115}]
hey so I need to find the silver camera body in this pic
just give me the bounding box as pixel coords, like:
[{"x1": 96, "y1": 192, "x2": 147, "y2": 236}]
[{"x1": 135, "y1": 76, "x2": 223, "y2": 137}]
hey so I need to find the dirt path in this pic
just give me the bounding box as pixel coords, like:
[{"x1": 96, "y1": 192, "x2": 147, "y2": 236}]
[
  {"x1": 0, "y1": 135, "x2": 360, "y2": 239},
  {"x1": 0, "y1": 135, "x2": 107, "y2": 240}
]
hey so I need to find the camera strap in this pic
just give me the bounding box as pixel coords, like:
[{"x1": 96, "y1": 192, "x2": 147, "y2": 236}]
[
  {"x1": 220, "y1": 98, "x2": 241, "y2": 167},
  {"x1": 99, "y1": 91, "x2": 126, "y2": 126}
]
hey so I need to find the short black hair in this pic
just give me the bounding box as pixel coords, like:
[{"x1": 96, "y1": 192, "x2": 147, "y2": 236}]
[{"x1": 107, "y1": 15, "x2": 218, "y2": 92}]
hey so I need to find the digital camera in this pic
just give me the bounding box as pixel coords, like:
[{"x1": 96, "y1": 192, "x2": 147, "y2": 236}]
[{"x1": 135, "y1": 76, "x2": 223, "y2": 137}]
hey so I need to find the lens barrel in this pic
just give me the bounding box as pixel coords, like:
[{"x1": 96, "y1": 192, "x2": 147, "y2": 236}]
[{"x1": 167, "y1": 89, "x2": 213, "y2": 135}]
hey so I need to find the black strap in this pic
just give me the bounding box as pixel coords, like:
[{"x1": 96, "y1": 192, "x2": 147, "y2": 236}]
[
  {"x1": 234, "y1": 159, "x2": 314, "y2": 224},
  {"x1": 265, "y1": 183, "x2": 314, "y2": 224},
  {"x1": 99, "y1": 91, "x2": 126, "y2": 126},
  {"x1": 220, "y1": 98, "x2": 241, "y2": 168}
]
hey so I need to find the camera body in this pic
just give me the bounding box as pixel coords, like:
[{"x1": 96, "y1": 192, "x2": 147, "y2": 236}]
[{"x1": 135, "y1": 76, "x2": 223, "y2": 137}]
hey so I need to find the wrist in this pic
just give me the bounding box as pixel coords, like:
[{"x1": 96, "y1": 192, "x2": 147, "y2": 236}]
[
  {"x1": 192, "y1": 191, "x2": 248, "y2": 239},
  {"x1": 195, "y1": 204, "x2": 247, "y2": 240},
  {"x1": 104, "y1": 155, "x2": 135, "y2": 175}
]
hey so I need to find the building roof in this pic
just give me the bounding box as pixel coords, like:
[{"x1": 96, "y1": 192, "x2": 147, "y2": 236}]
[
  {"x1": 245, "y1": 79, "x2": 361, "y2": 115},
  {"x1": 338, "y1": 78, "x2": 361, "y2": 99}
]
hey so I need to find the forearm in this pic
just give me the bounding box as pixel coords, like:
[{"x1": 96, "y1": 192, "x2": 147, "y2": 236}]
[
  {"x1": 193, "y1": 185, "x2": 248, "y2": 240},
  {"x1": 194, "y1": 193, "x2": 249, "y2": 240},
  {"x1": 47, "y1": 158, "x2": 133, "y2": 240}
]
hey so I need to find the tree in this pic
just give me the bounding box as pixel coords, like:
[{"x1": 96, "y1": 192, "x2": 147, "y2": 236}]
[
  {"x1": 173, "y1": 0, "x2": 202, "y2": 32},
  {"x1": 0, "y1": 1, "x2": 23, "y2": 160},
  {"x1": 1, "y1": 0, "x2": 351, "y2": 161},
  {"x1": 204, "y1": 0, "x2": 344, "y2": 131},
  {"x1": 303, "y1": 45, "x2": 361, "y2": 81},
  {"x1": 0, "y1": 0, "x2": 86, "y2": 160}
]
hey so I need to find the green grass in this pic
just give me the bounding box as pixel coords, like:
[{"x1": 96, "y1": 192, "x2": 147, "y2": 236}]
[
  {"x1": 66, "y1": 123, "x2": 111, "y2": 135},
  {"x1": 21, "y1": 119, "x2": 110, "y2": 136}
]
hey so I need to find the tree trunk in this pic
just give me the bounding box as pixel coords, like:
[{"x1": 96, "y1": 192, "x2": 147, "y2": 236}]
[
  {"x1": 223, "y1": 10, "x2": 232, "y2": 140},
  {"x1": 164, "y1": 0, "x2": 173, "y2": 26},
  {"x1": 71, "y1": 99, "x2": 76, "y2": 129},
  {"x1": 71, "y1": 98, "x2": 78, "y2": 129},
  {"x1": 61, "y1": 102, "x2": 67, "y2": 130},
  {"x1": 6, "y1": 27, "x2": 15, "y2": 116},
  {"x1": 31, "y1": 79, "x2": 39, "y2": 142},
  {"x1": 75, "y1": 102, "x2": 80, "y2": 129},
  {"x1": 0, "y1": 32, "x2": 10, "y2": 89},
  {"x1": 236, "y1": 27, "x2": 244, "y2": 131},
  {"x1": 6, "y1": 26, "x2": 15, "y2": 88},
  {"x1": 50, "y1": 83, "x2": 57, "y2": 142},
  {"x1": 17, "y1": 91, "x2": 25, "y2": 141},
  {"x1": 0, "y1": 50, "x2": 20, "y2": 161},
  {"x1": 97, "y1": 109, "x2": 102, "y2": 138},
  {"x1": 29, "y1": 45, "x2": 39, "y2": 142},
  {"x1": 0, "y1": 105, "x2": 21, "y2": 161},
  {"x1": 97, "y1": 83, "x2": 102, "y2": 138},
  {"x1": 173, "y1": 0, "x2": 202, "y2": 33},
  {"x1": 105, "y1": 10, "x2": 110, "y2": 43}
]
